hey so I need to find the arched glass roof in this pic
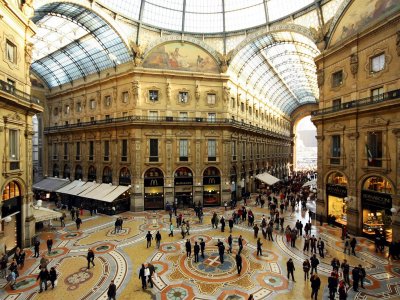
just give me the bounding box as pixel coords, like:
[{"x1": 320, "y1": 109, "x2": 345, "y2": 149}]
[
  {"x1": 30, "y1": 3, "x2": 132, "y2": 88},
  {"x1": 230, "y1": 32, "x2": 320, "y2": 115},
  {"x1": 97, "y1": 0, "x2": 315, "y2": 33}
]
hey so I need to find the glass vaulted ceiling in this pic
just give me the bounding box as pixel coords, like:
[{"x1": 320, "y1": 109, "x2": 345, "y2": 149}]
[
  {"x1": 97, "y1": 0, "x2": 315, "y2": 33},
  {"x1": 30, "y1": 3, "x2": 131, "y2": 88},
  {"x1": 230, "y1": 32, "x2": 320, "y2": 115}
]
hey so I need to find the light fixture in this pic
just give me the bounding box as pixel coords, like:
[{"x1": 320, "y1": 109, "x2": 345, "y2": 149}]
[
  {"x1": 390, "y1": 207, "x2": 399, "y2": 215},
  {"x1": 3, "y1": 216, "x2": 12, "y2": 223}
]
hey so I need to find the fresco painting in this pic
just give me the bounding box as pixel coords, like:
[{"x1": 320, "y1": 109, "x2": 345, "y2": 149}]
[
  {"x1": 330, "y1": 0, "x2": 400, "y2": 45},
  {"x1": 143, "y1": 42, "x2": 220, "y2": 73}
]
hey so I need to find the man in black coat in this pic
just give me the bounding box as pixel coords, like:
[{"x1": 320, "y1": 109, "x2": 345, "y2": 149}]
[
  {"x1": 310, "y1": 254, "x2": 319, "y2": 274},
  {"x1": 287, "y1": 258, "x2": 296, "y2": 282},
  {"x1": 185, "y1": 239, "x2": 192, "y2": 257},
  {"x1": 238, "y1": 235, "x2": 243, "y2": 255},
  {"x1": 76, "y1": 216, "x2": 82, "y2": 230},
  {"x1": 218, "y1": 243, "x2": 225, "y2": 264},
  {"x1": 194, "y1": 242, "x2": 200, "y2": 263},
  {"x1": 352, "y1": 266, "x2": 360, "y2": 291},
  {"x1": 146, "y1": 231, "x2": 153, "y2": 248},
  {"x1": 87, "y1": 248, "x2": 95, "y2": 269},
  {"x1": 107, "y1": 280, "x2": 117, "y2": 300},
  {"x1": 46, "y1": 237, "x2": 53, "y2": 254},
  {"x1": 34, "y1": 239, "x2": 40, "y2": 258},
  {"x1": 200, "y1": 239, "x2": 206, "y2": 259},
  {"x1": 235, "y1": 253, "x2": 242, "y2": 275},
  {"x1": 36, "y1": 267, "x2": 49, "y2": 293},
  {"x1": 317, "y1": 238, "x2": 325, "y2": 258}
]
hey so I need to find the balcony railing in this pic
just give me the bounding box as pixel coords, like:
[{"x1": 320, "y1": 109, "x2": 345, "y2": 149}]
[
  {"x1": 312, "y1": 89, "x2": 400, "y2": 116},
  {"x1": 0, "y1": 80, "x2": 41, "y2": 106},
  {"x1": 44, "y1": 116, "x2": 289, "y2": 140}
]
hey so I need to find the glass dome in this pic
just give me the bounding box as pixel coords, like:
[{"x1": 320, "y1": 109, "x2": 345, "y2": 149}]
[{"x1": 97, "y1": 0, "x2": 316, "y2": 33}]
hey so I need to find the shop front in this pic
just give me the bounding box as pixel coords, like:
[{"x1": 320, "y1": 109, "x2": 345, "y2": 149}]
[
  {"x1": 1, "y1": 181, "x2": 22, "y2": 252},
  {"x1": 144, "y1": 168, "x2": 164, "y2": 210},
  {"x1": 326, "y1": 172, "x2": 348, "y2": 226},
  {"x1": 174, "y1": 167, "x2": 193, "y2": 208},
  {"x1": 203, "y1": 167, "x2": 221, "y2": 206},
  {"x1": 361, "y1": 176, "x2": 394, "y2": 242}
]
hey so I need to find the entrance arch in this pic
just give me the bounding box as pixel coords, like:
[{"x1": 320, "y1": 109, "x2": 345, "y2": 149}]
[
  {"x1": 293, "y1": 115, "x2": 317, "y2": 171},
  {"x1": 1, "y1": 181, "x2": 22, "y2": 251},
  {"x1": 144, "y1": 168, "x2": 164, "y2": 210},
  {"x1": 102, "y1": 166, "x2": 112, "y2": 184},
  {"x1": 203, "y1": 167, "x2": 221, "y2": 206},
  {"x1": 119, "y1": 167, "x2": 131, "y2": 186},
  {"x1": 174, "y1": 167, "x2": 194, "y2": 208}
]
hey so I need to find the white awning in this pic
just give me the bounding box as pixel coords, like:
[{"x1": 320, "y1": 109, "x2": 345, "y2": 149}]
[
  {"x1": 255, "y1": 172, "x2": 280, "y2": 185},
  {"x1": 78, "y1": 182, "x2": 101, "y2": 198},
  {"x1": 81, "y1": 183, "x2": 118, "y2": 201},
  {"x1": 32, "y1": 177, "x2": 70, "y2": 192},
  {"x1": 102, "y1": 185, "x2": 131, "y2": 203},
  {"x1": 65, "y1": 181, "x2": 97, "y2": 196},
  {"x1": 32, "y1": 207, "x2": 63, "y2": 223},
  {"x1": 56, "y1": 180, "x2": 85, "y2": 193},
  {"x1": 302, "y1": 179, "x2": 317, "y2": 188}
]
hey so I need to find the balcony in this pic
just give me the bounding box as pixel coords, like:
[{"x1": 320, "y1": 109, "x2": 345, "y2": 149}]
[
  {"x1": 312, "y1": 89, "x2": 400, "y2": 116},
  {"x1": 44, "y1": 116, "x2": 290, "y2": 140},
  {"x1": 0, "y1": 80, "x2": 42, "y2": 107}
]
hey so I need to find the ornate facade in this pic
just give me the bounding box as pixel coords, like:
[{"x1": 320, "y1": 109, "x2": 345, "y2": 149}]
[
  {"x1": 312, "y1": 0, "x2": 400, "y2": 241},
  {"x1": 0, "y1": 0, "x2": 42, "y2": 250}
]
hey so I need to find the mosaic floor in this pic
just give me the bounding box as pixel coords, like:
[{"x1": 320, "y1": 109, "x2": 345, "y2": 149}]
[{"x1": 1, "y1": 198, "x2": 399, "y2": 300}]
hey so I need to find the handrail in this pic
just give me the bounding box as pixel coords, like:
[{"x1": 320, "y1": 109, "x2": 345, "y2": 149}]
[
  {"x1": 44, "y1": 116, "x2": 290, "y2": 140},
  {"x1": 0, "y1": 80, "x2": 42, "y2": 106},
  {"x1": 311, "y1": 89, "x2": 400, "y2": 116}
]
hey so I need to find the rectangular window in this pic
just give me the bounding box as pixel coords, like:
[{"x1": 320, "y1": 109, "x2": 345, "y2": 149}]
[
  {"x1": 232, "y1": 141, "x2": 237, "y2": 161},
  {"x1": 89, "y1": 141, "x2": 94, "y2": 161},
  {"x1": 65, "y1": 105, "x2": 70, "y2": 114},
  {"x1": 208, "y1": 139, "x2": 216, "y2": 161},
  {"x1": 149, "y1": 139, "x2": 158, "y2": 162},
  {"x1": 179, "y1": 112, "x2": 188, "y2": 121},
  {"x1": 207, "y1": 93, "x2": 216, "y2": 105},
  {"x1": 231, "y1": 97, "x2": 235, "y2": 108},
  {"x1": 90, "y1": 116, "x2": 95, "y2": 124},
  {"x1": 371, "y1": 87, "x2": 384, "y2": 101},
  {"x1": 6, "y1": 40, "x2": 16, "y2": 63},
  {"x1": 9, "y1": 129, "x2": 19, "y2": 170},
  {"x1": 332, "y1": 99, "x2": 341, "y2": 110},
  {"x1": 371, "y1": 53, "x2": 385, "y2": 73},
  {"x1": 250, "y1": 143, "x2": 253, "y2": 159},
  {"x1": 90, "y1": 99, "x2": 96, "y2": 109},
  {"x1": 331, "y1": 135, "x2": 340, "y2": 164},
  {"x1": 208, "y1": 113, "x2": 216, "y2": 122},
  {"x1": 367, "y1": 131, "x2": 382, "y2": 167},
  {"x1": 179, "y1": 91, "x2": 188, "y2": 103},
  {"x1": 53, "y1": 143, "x2": 58, "y2": 160},
  {"x1": 149, "y1": 111, "x2": 158, "y2": 121},
  {"x1": 121, "y1": 139, "x2": 128, "y2": 161},
  {"x1": 179, "y1": 139, "x2": 188, "y2": 161},
  {"x1": 76, "y1": 142, "x2": 81, "y2": 160},
  {"x1": 242, "y1": 142, "x2": 246, "y2": 160},
  {"x1": 122, "y1": 91, "x2": 129, "y2": 103},
  {"x1": 77, "y1": 102, "x2": 82, "y2": 112},
  {"x1": 241, "y1": 102, "x2": 244, "y2": 112},
  {"x1": 105, "y1": 95, "x2": 111, "y2": 106},
  {"x1": 104, "y1": 141, "x2": 110, "y2": 161},
  {"x1": 249, "y1": 107, "x2": 252, "y2": 115},
  {"x1": 149, "y1": 90, "x2": 159, "y2": 102},
  {"x1": 332, "y1": 70, "x2": 343, "y2": 87},
  {"x1": 64, "y1": 142, "x2": 68, "y2": 160}
]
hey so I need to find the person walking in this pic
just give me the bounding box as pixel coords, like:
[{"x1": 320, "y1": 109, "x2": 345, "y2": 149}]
[
  {"x1": 7, "y1": 269, "x2": 17, "y2": 290},
  {"x1": 310, "y1": 254, "x2": 319, "y2": 275},
  {"x1": 139, "y1": 264, "x2": 147, "y2": 290},
  {"x1": 350, "y1": 237, "x2": 357, "y2": 256},
  {"x1": 228, "y1": 234, "x2": 233, "y2": 254},
  {"x1": 344, "y1": 235, "x2": 351, "y2": 254},
  {"x1": 146, "y1": 231, "x2": 153, "y2": 248},
  {"x1": 18, "y1": 249, "x2": 26, "y2": 269},
  {"x1": 37, "y1": 267, "x2": 49, "y2": 293},
  {"x1": 49, "y1": 267, "x2": 57, "y2": 289},
  {"x1": 317, "y1": 238, "x2": 325, "y2": 258},
  {"x1": 238, "y1": 235, "x2": 244, "y2": 255},
  {"x1": 87, "y1": 248, "x2": 95, "y2": 269},
  {"x1": 257, "y1": 238, "x2": 263, "y2": 256},
  {"x1": 60, "y1": 212, "x2": 66, "y2": 227},
  {"x1": 310, "y1": 235, "x2": 317, "y2": 254},
  {"x1": 338, "y1": 280, "x2": 348, "y2": 300},
  {"x1": 46, "y1": 237, "x2": 53, "y2": 254},
  {"x1": 220, "y1": 216, "x2": 226, "y2": 232},
  {"x1": 328, "y1": 271, "x2": 339, "y2": 300},
  {"x1": 341, "y1": 259, "x2": 350, "y2": 285},
  {"x1": 155, "y1": 231, "x2": 162, "y2": 249},
  {"x1": 70, "y1": 207, "x2": 75, "y2": 220},
  {"x1": 185, "y1": 239, "x2": 192, "y2": 257},
  {"x1": 194, "y1": 242, "x2": 200, "y2": 263},
  {"x1": 286, "y1": 258, "x2": 296, "y2": 282},
  {"x1": 235, "y1": 253, "x2": 242, "y2": 275},
  {"x1": 352, "y1": 265, "x2": 360, "y2": 292},
  {"x1": 107, "y1": 279, "x2": 117, "y2": 300},
  {"x1": 218, "y1": 242, "x2": 225, "y2": 264},
  {"x1": 303, "y1": 259, "x2": 311, "y2": 280},
  {"x1": 34, "y1": 239, "x2": 40, "y2": 258},
  {"x1": 147, "y1": 263, "x2": 155, "y2": 288},
  {"x1": 229, "y1": 218, "x2": 234, "y2": 233},
  {"x1": 200, "y1": 238, "x2": 206, "y2": 259},
  {"x1": 169, "y1": 223, "x2": 174, "y2": 237},
  {"x1": 359, "y1": 264, "x2": 366, "y2": 288},
  {"x1": 76, "y1": 216, "x2": 82, "y2": 230},
  {"x1": 253, "y1": 224, "x2": 259, "y2": 238},
  {"x1": 40, "y1": 254, "x2": 49, "y2": 269},
  {"x1": 303, "y1": 234, "x2": 310, "y2": 252},
  {"x1": 310, "y1": 273, "x2": 321, "y2": 300},
  {"x1": 186, "y1": 220, "x2": 190, "y2": 236}
]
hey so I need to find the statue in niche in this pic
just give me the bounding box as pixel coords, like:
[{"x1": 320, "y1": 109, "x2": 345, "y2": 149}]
[
  {"x1": 130, "y1": 41, "x2": 145, "y2": 67},
  {"x1": 217, "y1": 51, "x2": 233, "y2": 73},
  {"x1": 396, "y1": 31, "x2": 400, "y2": 56},
  {"x1": 317, "y1": 69, "x2": 324, "y2": 87},
  {"x1": 350, "y1": 53, "x2": 358, "y2": 76},
  {"x1": 223, "y1": 86, "x2": 231, "y2": 103},
  {"x1": 25, "y1": 43, "x2": 33, "y2": 63},
  {"x1": 166, "y1": 82, "x2": 171, "y2": 103},
  {"x1": 132, "y1": 80, "x2": 139, "y2": 101},
  {"x1": 195, "y1": 84, "x2": 200, "y2": 101}
]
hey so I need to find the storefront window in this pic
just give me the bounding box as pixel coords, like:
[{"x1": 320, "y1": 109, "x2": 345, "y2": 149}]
[{"x1": 326, "y1": 172, "x2": 348, "y2": 225}]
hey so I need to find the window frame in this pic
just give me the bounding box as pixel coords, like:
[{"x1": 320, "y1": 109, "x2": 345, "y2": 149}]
[
  {"x1": 330, "y1": 135, "x2": 341, "y2": 164},
  {"x1": 332, "y1": 70, "x2": 343, "y2": 88},
  {"x1": 149, "y1": 139, "x2": 159, "y2": 162},
  {"x1": 208, "y1": 139, "x2": 216, "y2": 161},
  {"x1": 207, "y1": 93, "x2": 216, "y2": 105},
  {"x1": 6, "y1": 39, "x2": 17, "y2": 64},
  {"x1": 179, "y1": 139, "x2": 188, "y2": 161},
  {"x1": 370, "y1": 53, "x2": 385, "y2": 73}
]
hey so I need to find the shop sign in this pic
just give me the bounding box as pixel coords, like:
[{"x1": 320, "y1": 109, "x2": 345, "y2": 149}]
[
  {"x1": 174, "y1": 178, "x2": 193, "y2": 186},
  {"x1": 203, "y1": 176, "x2": 221, "y2": 185},
  {"x1": 361, "y1": 190, "x2": 392, "y2": 208},
  {"x1": 144, "y1": 178, "x2": 164, "y2": 186},
  {"x1": 326, "y1": 184, "x2": 347, "y2": 198}
]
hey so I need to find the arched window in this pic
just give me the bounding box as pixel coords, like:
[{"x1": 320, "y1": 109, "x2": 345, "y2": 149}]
[
  {"x1": 63, "y1": 164, "x2": 70, "y2": 179},
  {"x1": 2, "y1": 181, "x2": 21, "y2": 201},
  {"x1": 119, "y1": 167, "x2": 131, "y2": 186},
  {"x1": 103, "y1": 166, "x2": 112, "y2": 184},
  {"x1": 88, "y1": 166, "x2": 96, "y2": 181},
  {"x1": 75, "y1": 165, "x2": 83, "y2": 180},
  {"x1": 53, "y1": 163, "x2": 59, "y2": 177}
]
